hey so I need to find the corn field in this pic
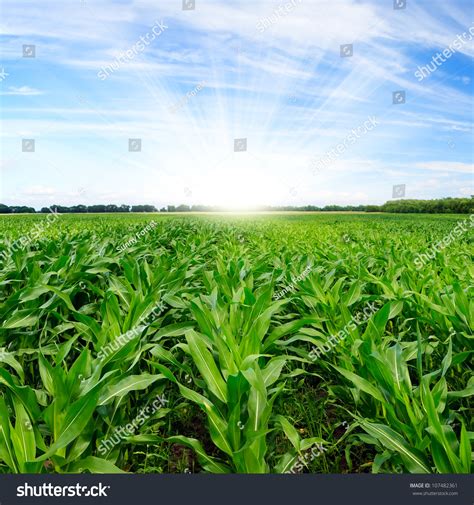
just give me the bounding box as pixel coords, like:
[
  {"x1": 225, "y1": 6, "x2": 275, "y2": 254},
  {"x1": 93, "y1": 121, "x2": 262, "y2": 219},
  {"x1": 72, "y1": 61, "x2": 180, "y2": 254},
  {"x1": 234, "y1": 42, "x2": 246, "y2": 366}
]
[{"x1": 0, "y1": 213, "x2": 472, "y2": 474}]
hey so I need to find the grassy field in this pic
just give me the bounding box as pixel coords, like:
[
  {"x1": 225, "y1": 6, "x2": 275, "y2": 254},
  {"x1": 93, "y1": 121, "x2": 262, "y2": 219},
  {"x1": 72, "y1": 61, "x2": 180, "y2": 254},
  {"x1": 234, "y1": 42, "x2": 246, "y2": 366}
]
[{"x1": 0, "y1": 212, "x2": 472, "y2": 474}]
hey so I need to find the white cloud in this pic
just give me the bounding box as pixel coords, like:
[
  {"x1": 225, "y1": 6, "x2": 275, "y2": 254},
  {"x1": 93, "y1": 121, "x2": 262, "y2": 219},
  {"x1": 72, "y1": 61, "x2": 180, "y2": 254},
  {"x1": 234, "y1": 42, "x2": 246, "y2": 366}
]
[
  {"x1": 0, "y1": 0, "x2": 472, "y2": 207},
  {"x1": 0, "y1": 86, "x2": 43, "y2": 96},
  {"x1": 23, "y1": 185, "x2": 56, "y2": 196},
  {"x1": 414, "y1": 162, "x2": 474, "y2": 174},
  {"x1": 459, "y1": 186, "x2": 474, "y2": 196}
]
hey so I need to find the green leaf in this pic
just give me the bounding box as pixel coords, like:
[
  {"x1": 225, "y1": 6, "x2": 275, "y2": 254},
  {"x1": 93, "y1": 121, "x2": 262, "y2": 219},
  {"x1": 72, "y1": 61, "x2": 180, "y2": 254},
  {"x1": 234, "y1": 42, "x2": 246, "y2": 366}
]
[
  {"x1": 37, "y1": 384, "x2": 101, "y2": 461},
  {"x1": 360, "y1": 421, "x2": 431, "y2": 473},
  {"x1": 99, "y1": 374, "x2": 163, "y2": 405},
  {"x1": 333, "y1": 365, "x2": 385, "y2": 403},
  {"x1": 441, "y1": 338, "x2": 452, "y2": 378},
  {"x1": 0, "y1": 397, "x2": 17, "y2": 472},
  {"x1": 68, "y1": 456, "x2": 127, "y2": 473},
  {"x1": 167, "y1": 435, "x2": 231, "y2": 473},
  {"x1": 185, "y1": 330, "x2": 227, "y2": 403},
  {"x1": 1, "y1": 310, "x2": 39, "y2": 329},
  {"x1": 13, "y1": 400, "x2": 36, "y2": 467},
  {"x1": 459, "y1": 423, "x2": 471, "y2": 473},
  {"x1": 275, "y1": 415, "x2": 300, "y2": 451}
]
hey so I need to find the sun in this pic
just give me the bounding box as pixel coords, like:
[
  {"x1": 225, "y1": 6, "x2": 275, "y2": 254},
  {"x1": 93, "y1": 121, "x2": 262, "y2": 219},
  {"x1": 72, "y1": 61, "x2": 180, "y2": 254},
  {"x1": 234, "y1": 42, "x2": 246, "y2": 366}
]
[{"x1": 196, "y1": 154, "x2": 279, "y2": 209}]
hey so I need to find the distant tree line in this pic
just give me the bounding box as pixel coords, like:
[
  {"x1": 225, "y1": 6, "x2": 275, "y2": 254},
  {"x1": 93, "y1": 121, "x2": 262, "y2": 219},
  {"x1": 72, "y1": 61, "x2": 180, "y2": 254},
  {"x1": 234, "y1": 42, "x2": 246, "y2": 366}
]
[
  {"x1": 153, "y1": 197, "x2": 474, "y2": 214},
  {"x1": 0, "y1": 204, "x2": 157, "y2": 214},
  {"x1": 0, "y1": 198, "x2": 472, "y2": 214},
  {"x1": 379, "y1": 198, "x2": 473, "y2": 214},
  {"x1": 0, "y1": 204, "x2": 37, "y2": 214}
]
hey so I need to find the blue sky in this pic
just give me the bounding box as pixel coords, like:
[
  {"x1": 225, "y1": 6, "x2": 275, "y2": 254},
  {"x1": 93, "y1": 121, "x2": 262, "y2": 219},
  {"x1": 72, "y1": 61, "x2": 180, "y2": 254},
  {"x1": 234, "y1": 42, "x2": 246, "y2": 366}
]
[{"x1": 0, "y1": 0, "x2": 473, "y2": 208}]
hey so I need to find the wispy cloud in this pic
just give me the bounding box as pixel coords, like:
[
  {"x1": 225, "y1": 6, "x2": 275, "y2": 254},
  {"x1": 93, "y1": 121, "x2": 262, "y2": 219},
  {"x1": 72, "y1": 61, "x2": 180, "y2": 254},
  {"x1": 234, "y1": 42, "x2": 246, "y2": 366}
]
[
  {"x1": 23, "y1": 185, "x2": 56, "y2": 196},
  {"x1": 0, "y1": 0, "x2": 472, "y2": 207},
  {"x1": 1, "y1": 86, "x2": 44, "y2": 96},
  {"x1": 414, "y1": 161, "x2": 474, "y2": 174}
]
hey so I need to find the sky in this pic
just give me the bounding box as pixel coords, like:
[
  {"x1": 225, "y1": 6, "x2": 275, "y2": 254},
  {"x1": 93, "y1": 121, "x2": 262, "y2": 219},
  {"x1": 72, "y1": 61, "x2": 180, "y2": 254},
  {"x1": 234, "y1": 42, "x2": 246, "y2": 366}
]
[{"x1": 0, "y1": 0, "x2": 473, "y2": 209}]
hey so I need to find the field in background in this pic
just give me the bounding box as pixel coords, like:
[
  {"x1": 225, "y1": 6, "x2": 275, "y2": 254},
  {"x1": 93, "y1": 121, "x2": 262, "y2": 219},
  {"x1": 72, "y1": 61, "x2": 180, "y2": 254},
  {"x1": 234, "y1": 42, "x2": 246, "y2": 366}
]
[{"x1": 0, "y1": 213, "x2": 472, "y2": 474}]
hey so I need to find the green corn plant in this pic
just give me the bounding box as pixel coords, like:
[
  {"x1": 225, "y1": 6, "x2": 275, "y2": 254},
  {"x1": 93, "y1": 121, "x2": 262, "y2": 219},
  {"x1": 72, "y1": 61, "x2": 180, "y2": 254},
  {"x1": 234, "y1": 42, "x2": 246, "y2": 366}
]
[
  {"x1": 1, "y1": 212, "x2": 472, "y2": 474},
  {"x1": 0, "y1": 356, "x2": 124, "y2": 473},
  {"x1": 331, "y1": 332, "x2": 473, "y2": 473},
  {"x1": 151, "y1": 275, "x2": 325, "y2": 473}
]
